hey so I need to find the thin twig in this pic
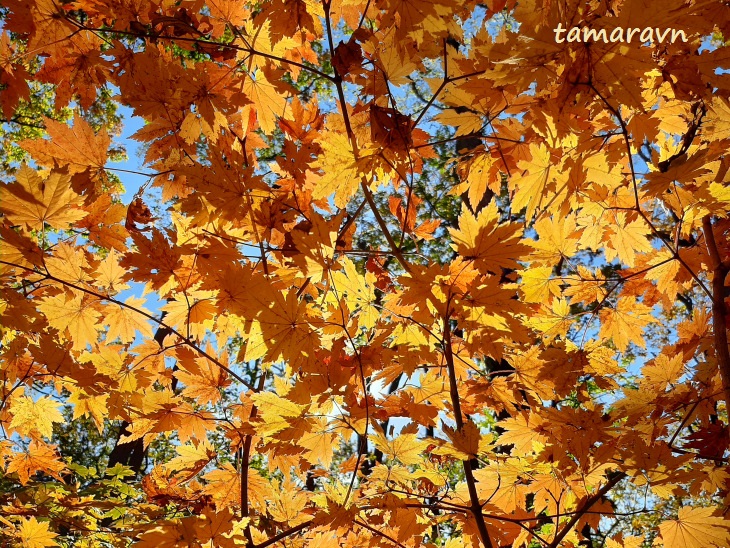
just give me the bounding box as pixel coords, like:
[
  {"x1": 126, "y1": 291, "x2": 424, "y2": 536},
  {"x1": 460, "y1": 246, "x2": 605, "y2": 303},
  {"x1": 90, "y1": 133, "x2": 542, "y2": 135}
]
[{"x1": 0, "y1": 260, "x2": 255, "y2": 391}]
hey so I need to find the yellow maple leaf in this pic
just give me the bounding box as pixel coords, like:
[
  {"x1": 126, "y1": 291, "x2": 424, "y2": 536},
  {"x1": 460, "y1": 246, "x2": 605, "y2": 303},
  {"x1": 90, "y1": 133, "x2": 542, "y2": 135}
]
[
  {"x1": 37, "y1": 293, "x2": 102, "y2": 351},
  {"x1": 85, "y1": 346, "x2": 143, "y2": 393},
  {"x1": 525, "y1": 297, "x2": 573, "y2": 340},
  {"x1": 498, "y1": 413, "x2": 548, "y2": 455},
  {"x1": 44, "y1": 242, "x2": 92, "y2": 285},
  {"x1": 103, "y1": 296, "x2": 154, "y2": 344},
  {"x1": 605, "y1": 535, "x2": 643, "y2": 548},
  {"x1": 16, "y1": 516, "x2": 58, "y2": 548},
  {"x1": 92, "y1": 249, "x2": 129, "y2": 292},
  {"x1": 9, "y1": 395, "x2": 64, "y2": 438},
  {"x1": 202, "y1": 463, "x2": 244, "y2": 508},
  {"x1": 473, "y1": 457, "x2": 536, "y2": 513},
  {"x1": 174, "y1": 347, "x2": 231, "y2": 405},
  {"x1": 641, "y1": 354, "x2": 685, "y2": 391},
  {"x1": 0, "y1": 164, "x2": 86, "y2": 230},
  {"x1": 703, "y1": 96, "x2": 730, "y2": 141},
  {"x1": 564, "y1": 266, "x2": 608, "y2": 306},
  {"x1": 298, "y1": 417, "x2": 338, "y2": 468},
  {"x1": 659, "y1": 506, "x2": 730, "y2": 548},
  {"x1": 242, "y1": 69, "x2": 289, "y2": 135},
  {"x1": 529, "y1": 214, "x2": 581, "y2": 266},
  {"x1": 330, "y1": 256, "x2": 379, "y2": 329},
  {"x1": 520, "y1": 266, "x2": 561, "y2": 303},
  {"x1": 599, "y1": 296, "x2": 657, "y2": 352},
  {"x1": 68, "y1": 387, "x2": 108, "y2": 433},
  {"x1": 250, "y1": 391, "x2": 307, "y2": 437},
  {"x1": 605, "y1": 213, "x2": 653, "y2": 267},
  {"x1": 19, "y1": 114, "x2": 109, "y2": 174},
  {"x1": 512, "y1": 143, "x2": 558, "y2": 220},
  {"x1": 371, "y1": 425, "x2": 428, "y2": 466},
  {"x1": 464, "y1": 152, "x2": 498, "y2": 211},
  {"x1": 449, "y1": 202, "x2": 529, "y2": 273},
  {"x1": 268, "y1": 480, "x2": 309, "y2": 525},
  {"x1": 164, "y1": 439, "x2": 217, "y2": 480},
  {"x1": 312, "y1": 130, "x2": 361, "y2": 208},
  {"x1": 161, "y1": 290, "x2": 217, "y2": 341},
  {"x1": 438, "y1": 421, "x2": 483, "y2": 460}
]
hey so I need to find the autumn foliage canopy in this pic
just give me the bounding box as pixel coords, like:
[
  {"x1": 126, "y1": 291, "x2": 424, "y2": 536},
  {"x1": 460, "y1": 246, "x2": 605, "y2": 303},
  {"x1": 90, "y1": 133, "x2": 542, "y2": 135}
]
[{"x1": 1, "y1": 0, "x2": 730, "y2": 546}]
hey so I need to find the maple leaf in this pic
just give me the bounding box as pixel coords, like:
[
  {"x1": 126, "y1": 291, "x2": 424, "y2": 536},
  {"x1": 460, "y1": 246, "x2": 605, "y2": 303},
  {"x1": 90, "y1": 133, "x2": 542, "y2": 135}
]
[
  {"x1": 19, "y1": 114, "x2": 109, "y2": 175},
  {"x1": 6, "y1": 441, "x2": 66, "y2": 485},
  {"x1": 164, "y1": 439, "x2": 217, "y2": 481},
  {"x1": 473, "y1": 458, "x2": 535, "y2": 513},
  {"x1": 520, "y1": 266, "x2": 561, "y2": 303},
  {"x1": 298, "y1": 418, "x2": 339, "y2": 468},
  {"x1": 640, "y1": 354, "x2": 684, "y2": 391},
  {"x1": 250, "y1": 391, "x2": 307, "y2": 438},
  {"x1": 0, "y1": 164, "x2": 86, "y2": 230},
  {"x1": 68, "y1": 387, "x2": 108, "y2": 433},
  {"x1": 242, "y1": 69, "x2": 290, "y2": 135},
  {"x1": 682, "y1": 424, "x2": 730, "y2": 460},
  {"x1": 0, "y1": 33, "x2": 31, "y2": 118},
  {"x1": 659, "y1": 506, "x2": 730, "y2": 548},
  {"x1": 312, "y1": 130, "x2": 361, "y2": 208},
  {"x1": 497, "y1": 413, "x2": 549, "y2": 455},
  {"x1": 371, "y1": 423, "x2": 428, "y2": 466},
  {"x1": 330, "y1": 256, "x2": 379, "y2": 329},
  {"x1": 37, "y1": 293, "x2": 103, "y2": 351},
  {"x1": 605, "y1": 213, "x2": 653, "y2": 268},
  {"x1": 511, "y1": 143, "x2": 562, "y2": 220},
  {"x1": 449, "y1": 202, "x2": 530, "y2": 273},
  {"x1": 161, "y1": 290, "x2": 217, "y2": 341},
  {"x1": 439, "y1": 421, "x2": 483, "y2": 460},
  {"x1": 599, "y1": 296, "x2": 658, "y2": 352},
  {"x1": 16, "y1": 516, "x2": 58, "y2": 548},
  {"x1": 529, "y1": 214, "x2": 581, "y2": 266},
  {"x1": 9, "y1": 395, "x2": 64, "y2": 438},
  {"x1": 174, "y1": 346, "x2": 231, "y2": 405}
]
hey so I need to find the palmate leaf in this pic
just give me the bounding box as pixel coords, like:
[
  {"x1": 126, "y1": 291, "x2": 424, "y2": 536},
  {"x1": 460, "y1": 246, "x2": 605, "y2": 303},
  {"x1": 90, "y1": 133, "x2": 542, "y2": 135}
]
[
  {"x1": 659, "y1": 507, "x2": 730, "y2": 548},
  {"x1": 16, "y1": 517, "x2": 59, "y2": 548},
  {"x1": 0, "y1": 165, "x2": 86, "y2": 230}
]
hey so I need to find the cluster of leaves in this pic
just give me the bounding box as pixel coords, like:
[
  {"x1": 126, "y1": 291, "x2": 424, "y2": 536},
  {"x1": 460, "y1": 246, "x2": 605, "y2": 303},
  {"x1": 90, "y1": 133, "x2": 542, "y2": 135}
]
[{"x1": 1, "y1": 0, "x2": 730, "y2": 547}]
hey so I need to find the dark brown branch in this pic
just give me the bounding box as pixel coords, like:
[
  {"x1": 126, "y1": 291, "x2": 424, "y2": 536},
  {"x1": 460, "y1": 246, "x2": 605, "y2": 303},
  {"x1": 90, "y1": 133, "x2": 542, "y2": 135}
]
[
  {"x1": 63, "y1": 17, "x2": 334, "y2": 83},
  {"x1": 360, "y1": 180, "x2": 412, "y2": 273},
  {"x1": 0, "y1": 117, "x2": 45, "y2": 130},
  {"x1": 443, "y1": 313, "x2": 494, "y2": 548},
  {"x1": 355, "y1": 519, "x2": 409, "y2": 548},
  {"x1": 241, "y1": 371, "x2": 268, "y2": 546},
  {"x1": 321, "y1": 1, "x2": 412, "y2": 274},
  {"x1": 547, "y1": 472, "x2": 627, "y2": 548},
  {"x1": 254, "y1": 520, "x2": 313, "y2": 548},
  {"x1": 702, "y1": 216, "x2": 730, "y2": 405}
]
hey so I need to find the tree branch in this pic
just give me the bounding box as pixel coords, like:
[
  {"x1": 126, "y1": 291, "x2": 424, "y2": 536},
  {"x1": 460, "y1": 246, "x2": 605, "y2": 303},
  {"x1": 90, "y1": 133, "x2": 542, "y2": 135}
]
[
  {"x1": 443, "y1": 313, "x2": 494, "y2": 548},
  {"x1": 254, "y1": 520, "x2": 313, "y2": 548},
  {"x1": 0, "y1": 260, "x2": 255, "y2": 391},
  {"x1": 702, "y1": 215, "x2": 730, "y2": 405},
  {"x1": 547, "y1": 472, "x2": 627, "y2": 548}
]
